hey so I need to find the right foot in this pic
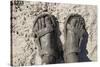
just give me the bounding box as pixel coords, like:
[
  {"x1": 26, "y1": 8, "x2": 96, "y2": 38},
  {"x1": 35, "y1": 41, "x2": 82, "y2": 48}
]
[
  {"x1": 64, "y1": 14, "x2": 85, "y2": 63},
  {"x1": 33, "y1": 12, "x2": 57, "y2": 64}
]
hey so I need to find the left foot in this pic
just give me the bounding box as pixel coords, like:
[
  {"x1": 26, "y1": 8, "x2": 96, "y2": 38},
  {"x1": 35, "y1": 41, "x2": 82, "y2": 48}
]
[{"x1": 33, "y1": 12, "x2": 57, "y2": 64}]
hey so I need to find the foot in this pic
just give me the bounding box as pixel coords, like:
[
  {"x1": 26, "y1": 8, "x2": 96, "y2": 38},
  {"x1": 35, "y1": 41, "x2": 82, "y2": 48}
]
[
  {"x1": 33, "y1": 12, "x2": 57, "y2": 64},
  {"x1": 64, "y1": 14, "x2": 85, "y2": 63}
]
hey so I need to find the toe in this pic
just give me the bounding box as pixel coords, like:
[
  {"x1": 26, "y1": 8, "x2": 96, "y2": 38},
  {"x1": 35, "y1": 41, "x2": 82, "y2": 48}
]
[
  {"x1": 35, "y1": 22, "x2": 38, "y2": 32},
  {"x1": 79, "y1": 23, "x2": 82, "y2": 30},
  {"x1": 38, "y1": 18, "x2": 42, "y2": 30},
  {"x1": 67, "y1": 24, "x2": 72, "y2": 30},
  {"x1": 80, "y1": 24, "x2": 84, "y2": 29},
  {"x1": 75, "y1": 21, "x2": 79, "y2": 29},
  {"x1": 45, "y1": 16, "x2": 51, "y2": 27},
  {"x1": 41, "y1": 17, "x2": 45, "y2": 28},
  {"x1": 77, "y1": 20, "x2": 82, "y2": 29}
]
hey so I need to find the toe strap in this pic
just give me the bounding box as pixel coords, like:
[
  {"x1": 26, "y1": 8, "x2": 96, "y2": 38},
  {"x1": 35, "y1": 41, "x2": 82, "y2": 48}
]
[
  {"x1": 33, "y1": 25, "x2": 54, "y2": 50},
  {"x1": 33, "y1": 25, "x2": 54, "y2": 39}
]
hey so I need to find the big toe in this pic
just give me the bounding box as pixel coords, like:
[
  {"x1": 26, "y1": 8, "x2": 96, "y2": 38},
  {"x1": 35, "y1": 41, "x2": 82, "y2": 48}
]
[{"x1": 45, "y1": 16, "x2": 52, "y2": 27}]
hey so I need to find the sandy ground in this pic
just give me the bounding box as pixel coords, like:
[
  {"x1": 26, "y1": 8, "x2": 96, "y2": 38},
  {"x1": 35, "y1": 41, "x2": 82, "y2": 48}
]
[{"x1": 11, "y1": 1, "x2": 97, "y2": 66}]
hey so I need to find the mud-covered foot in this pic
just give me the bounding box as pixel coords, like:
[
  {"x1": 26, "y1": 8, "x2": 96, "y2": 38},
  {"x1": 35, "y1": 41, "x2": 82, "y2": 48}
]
[
  {"x1": 33, "y1": 12, "x2": 57, "y2": 64},
  {"x1": 64, "y1": 14, "x2": 85, "y2": 63}
]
